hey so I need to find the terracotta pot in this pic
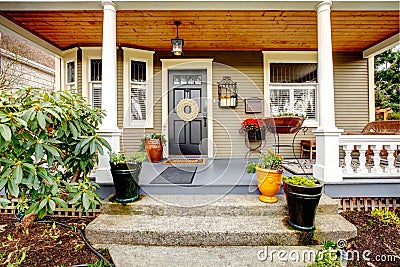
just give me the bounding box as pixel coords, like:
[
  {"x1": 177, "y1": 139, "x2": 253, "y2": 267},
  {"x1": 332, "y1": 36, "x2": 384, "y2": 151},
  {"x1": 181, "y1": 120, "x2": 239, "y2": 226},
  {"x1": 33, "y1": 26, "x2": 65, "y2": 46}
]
[
  {"x1": 255, "y1": 166, "x2": 283, "y2": 203},
  {"x1": 263, "y1": 116, "x2": 304, "y2": 134},
  {"x1": 145, "y1": 138, "x2": 163, "y2": 162}
]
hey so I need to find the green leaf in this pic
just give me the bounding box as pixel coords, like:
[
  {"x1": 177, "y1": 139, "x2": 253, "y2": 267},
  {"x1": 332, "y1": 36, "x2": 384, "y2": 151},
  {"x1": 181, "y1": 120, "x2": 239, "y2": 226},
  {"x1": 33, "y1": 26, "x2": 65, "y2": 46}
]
[
  {"x1": 52, "y1": 197, "x2": 68, "y2": 209},
  {"x1": 0, "y1": 178, "x2": 7, "y2": 190},
  {"x1": 90, "y1": 140, "x2": 96, "y2": 155},
  {"x1": 39, "y1": 198, "x2": 48, "y2": 211},
  {"x1": 68, "y1": 193, "x2": 81, "y2": 205},
  {"x1": 69, "y1": 122, "x2": 78, "y2": 138},
  {"x1": 14, "y1": 117, "x2": 27, "y2": 127},
  {"x1": 7, "y1": 179, "x2": 19, "y2": 197},
  {"x1": 13, "y1": 165, "x2": 23, "y2": 184},
  {"x1": 42, "y1": 144, "x2": 60, "y2": 157},
  {"x1": 98, "y1": 137, "x2": 112, "y2": 152},
  {"x1": 37, "y1": 110, "x2": 46, "y2": 129},
  {"x1": 35, "y1": 143, "x2": 44, "y2": 162},
  {"x1": 0, "y1": 197, "x2": 11, "y2": 208},
  {"x1": 82, "y1": 193, "x2": 89, "y2": 211},
  {"x1": 44, "y1": 108, "x2": 61, "y2": 121},
  {"x1": 25, "y1": 202, "x2": 39, "y2": 214},
  {"x1": 1, "y1": 168, "x2": 13, "y2": 179},
  {"x1": 0, "y1": 124, "x2": 11, "y2": 141},
  {"x1": 22, "y1": 107, "x2": 35, "y2": 121},
  {"x1": 48, "y1": 199, "x2": 56, "y2": 212}
]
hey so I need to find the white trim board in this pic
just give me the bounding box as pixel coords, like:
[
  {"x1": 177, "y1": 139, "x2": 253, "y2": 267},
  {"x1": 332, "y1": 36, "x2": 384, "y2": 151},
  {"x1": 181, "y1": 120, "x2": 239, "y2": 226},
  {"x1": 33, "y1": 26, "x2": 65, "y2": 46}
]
[
  {"x1": 0, "y1": 1, "x2": 398, "y2": 11},
  {"x1": 160, "y1": 58, "x2": 214, "y2": 158}
]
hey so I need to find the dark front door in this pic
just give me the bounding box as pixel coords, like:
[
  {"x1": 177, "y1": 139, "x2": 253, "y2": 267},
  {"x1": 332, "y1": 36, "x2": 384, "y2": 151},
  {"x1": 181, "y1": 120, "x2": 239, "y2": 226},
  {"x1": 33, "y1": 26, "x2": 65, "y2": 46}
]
[{"x1": 168, "y1": 70, "x2": 207, "y2": 156}]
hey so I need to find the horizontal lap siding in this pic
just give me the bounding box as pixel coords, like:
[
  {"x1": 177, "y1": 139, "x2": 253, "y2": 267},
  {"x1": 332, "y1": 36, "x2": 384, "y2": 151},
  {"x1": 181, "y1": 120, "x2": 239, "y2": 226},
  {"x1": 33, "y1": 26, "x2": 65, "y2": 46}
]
[
  {"x1": 116, "y1": 51, "x2": 369, "y2": 158},
  {"x1": 333, "y1": 52, "x2": 369, "y2": 133}
]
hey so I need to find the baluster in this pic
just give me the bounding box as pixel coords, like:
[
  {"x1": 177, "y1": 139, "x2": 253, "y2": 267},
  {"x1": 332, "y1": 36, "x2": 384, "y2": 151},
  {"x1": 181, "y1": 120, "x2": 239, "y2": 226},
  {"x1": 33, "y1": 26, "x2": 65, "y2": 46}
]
[
  {"x1": 356, "y1": 144, "x2": 369, "y2": 175},
  {"x1": 384, "y1": 144, "x2": 397, "y2": 174},
  {"x1": 343, "y1": 144, "x2": 354, "y2": 175},
  {"x1": 371, "y1": 144, "x2": 383, "y2": 174}
]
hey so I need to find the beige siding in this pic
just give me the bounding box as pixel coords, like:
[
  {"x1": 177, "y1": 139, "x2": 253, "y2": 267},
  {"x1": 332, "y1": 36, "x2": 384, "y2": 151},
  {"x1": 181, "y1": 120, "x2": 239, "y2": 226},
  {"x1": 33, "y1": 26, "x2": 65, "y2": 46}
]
[
  {"x1": 77, "y1": 48, "x2": 82, "y2": 95},
  {"x1": 115, "y1": 51, "x2": 369, "y2": 158},
  {"x1": 334, "y1": 52, "x2": 369, "y2": 133}
]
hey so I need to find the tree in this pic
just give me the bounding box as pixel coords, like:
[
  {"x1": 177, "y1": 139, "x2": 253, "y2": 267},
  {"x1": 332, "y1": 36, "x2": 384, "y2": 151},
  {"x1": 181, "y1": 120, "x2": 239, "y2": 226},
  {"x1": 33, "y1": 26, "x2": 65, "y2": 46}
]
[
  {"x1": 0, "y1": 87, "x2": 111, "y2": 227},
  {"x1": 375, "y1": 47, "x2": 400, "y2": 113}
]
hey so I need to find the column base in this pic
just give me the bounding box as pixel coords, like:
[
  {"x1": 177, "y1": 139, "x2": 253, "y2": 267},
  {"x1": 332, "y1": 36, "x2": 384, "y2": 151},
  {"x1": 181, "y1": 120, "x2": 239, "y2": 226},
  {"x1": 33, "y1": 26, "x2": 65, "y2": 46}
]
[
  {"x1": 95, "y1": 129, "x2": 122, "y2": 184},
  {"x1": 313, "y1": 128, "x2": 344, "y2": 183}
]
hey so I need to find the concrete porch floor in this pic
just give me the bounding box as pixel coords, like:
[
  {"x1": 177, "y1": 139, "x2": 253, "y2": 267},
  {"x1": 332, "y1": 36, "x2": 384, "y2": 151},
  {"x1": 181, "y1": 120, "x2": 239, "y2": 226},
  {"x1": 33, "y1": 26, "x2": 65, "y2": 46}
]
[{"x1": 138, "y1": 158, "x2": 264, "y2": 195}]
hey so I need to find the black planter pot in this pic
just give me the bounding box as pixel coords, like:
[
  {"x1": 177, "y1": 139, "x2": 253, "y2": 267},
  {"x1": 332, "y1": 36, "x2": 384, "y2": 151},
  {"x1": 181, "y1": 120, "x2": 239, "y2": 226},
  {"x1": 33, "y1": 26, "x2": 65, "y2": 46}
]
[
  {"x1": 247, "y1": 129, "x2": 265, "y2": 142},
  {"x1": 283, "y1": 180, "x2": 323, "y2": 231},
  {"x1": 109, "y1": 162, "x2": 142, "y2": 204}
]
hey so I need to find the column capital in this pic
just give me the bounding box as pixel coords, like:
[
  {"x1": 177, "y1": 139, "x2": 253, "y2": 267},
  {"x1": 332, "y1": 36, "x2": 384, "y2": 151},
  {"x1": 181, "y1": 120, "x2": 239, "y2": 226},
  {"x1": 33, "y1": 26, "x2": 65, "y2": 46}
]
[
  {"x1": 315, "y1": 1, "x2": 332, "y2": 12},
  {"x1": 102, "y1": 1, "x2": 118, "y2": 10}
]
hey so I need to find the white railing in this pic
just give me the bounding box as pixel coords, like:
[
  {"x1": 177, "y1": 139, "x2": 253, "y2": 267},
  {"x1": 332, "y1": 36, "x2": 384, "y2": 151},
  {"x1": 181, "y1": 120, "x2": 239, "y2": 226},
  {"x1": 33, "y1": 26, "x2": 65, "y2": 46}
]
[{"x1": 339, "y1": 135, "x2": 400, "y2": 178}]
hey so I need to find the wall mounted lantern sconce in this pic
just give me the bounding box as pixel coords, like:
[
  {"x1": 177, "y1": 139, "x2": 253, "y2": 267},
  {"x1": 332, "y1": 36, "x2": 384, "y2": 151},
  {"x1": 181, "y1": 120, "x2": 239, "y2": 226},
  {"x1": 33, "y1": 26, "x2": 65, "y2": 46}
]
[{"x1": 171, "y1": 20, "x2": 184, "y2": 56}]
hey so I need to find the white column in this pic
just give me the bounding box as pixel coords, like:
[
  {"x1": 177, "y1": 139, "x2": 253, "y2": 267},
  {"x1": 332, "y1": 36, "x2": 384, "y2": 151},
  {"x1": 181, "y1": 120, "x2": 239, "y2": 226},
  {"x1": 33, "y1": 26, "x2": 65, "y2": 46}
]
[
  {"x1": 95, "y1": 0, "x2": 121, "y2": 184},
  {"x1": 313, "y1": 1, "x2": 343, "y2": 183},
  {"x1": 100, "y1": 1, "x2": 118, "y2": 131}
]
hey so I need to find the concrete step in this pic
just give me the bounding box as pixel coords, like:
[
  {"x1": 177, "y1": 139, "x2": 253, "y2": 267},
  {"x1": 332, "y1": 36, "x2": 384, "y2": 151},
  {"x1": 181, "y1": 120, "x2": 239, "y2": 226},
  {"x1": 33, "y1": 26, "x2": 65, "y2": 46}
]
[
  {"x1": 86, "y1": 213, "x2": 356, "y2": 246},
  {"x1": 100, "y1": 194, "x2": 338, "y2": 217},
  {"x1": 104, "y1": 245, "x2": 320, "y2": 267}
]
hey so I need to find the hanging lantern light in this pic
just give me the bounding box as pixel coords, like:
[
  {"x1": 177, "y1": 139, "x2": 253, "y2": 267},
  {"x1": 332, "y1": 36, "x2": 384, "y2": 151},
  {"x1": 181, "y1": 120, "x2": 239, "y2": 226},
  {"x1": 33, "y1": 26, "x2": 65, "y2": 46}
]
[{"x1": 171, "y1": 20, "x2": 184, "y2": 56}]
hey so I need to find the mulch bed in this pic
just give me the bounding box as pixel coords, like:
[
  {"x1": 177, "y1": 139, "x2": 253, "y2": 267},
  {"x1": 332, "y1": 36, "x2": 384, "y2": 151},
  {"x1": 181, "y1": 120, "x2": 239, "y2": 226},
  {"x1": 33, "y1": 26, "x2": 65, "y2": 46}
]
[
  {"x1": 341, "y1": 210, "x2": 400, "y2": 267},
  {"x1": 0, "y1": 214, "x2": 113, "y2": 267}
]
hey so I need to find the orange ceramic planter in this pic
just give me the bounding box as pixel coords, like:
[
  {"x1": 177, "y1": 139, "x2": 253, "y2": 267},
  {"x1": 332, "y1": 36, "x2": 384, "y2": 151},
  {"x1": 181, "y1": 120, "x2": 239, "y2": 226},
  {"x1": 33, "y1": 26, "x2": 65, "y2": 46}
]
[{"x1": 255, "y1": 166, "x2": 283, "y2": 203}]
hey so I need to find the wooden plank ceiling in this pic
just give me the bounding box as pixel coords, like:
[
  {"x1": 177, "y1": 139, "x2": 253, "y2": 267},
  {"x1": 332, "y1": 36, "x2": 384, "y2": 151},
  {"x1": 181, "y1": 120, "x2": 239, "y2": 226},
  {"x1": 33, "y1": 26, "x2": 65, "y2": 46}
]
[{"x1": 1, "y1": 10, "x2": 398, "y2": 52}]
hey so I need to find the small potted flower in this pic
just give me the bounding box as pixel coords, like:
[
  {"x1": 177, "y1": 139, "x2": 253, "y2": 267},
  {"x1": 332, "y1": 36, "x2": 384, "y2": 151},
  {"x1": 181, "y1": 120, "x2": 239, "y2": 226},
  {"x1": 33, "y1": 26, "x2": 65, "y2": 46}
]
[
  {"x1": 109, "y1": 151, "x2": 146, "y2": 203},
  {"x1": 283, "y1": 175, "x2": 323, "y2": 231},
  {"x1": 246, "y1": 150, "x2": 284, "y2": 203},
  {"x1": 241, "y1": 118, "x2": 264, "y2": 142}
]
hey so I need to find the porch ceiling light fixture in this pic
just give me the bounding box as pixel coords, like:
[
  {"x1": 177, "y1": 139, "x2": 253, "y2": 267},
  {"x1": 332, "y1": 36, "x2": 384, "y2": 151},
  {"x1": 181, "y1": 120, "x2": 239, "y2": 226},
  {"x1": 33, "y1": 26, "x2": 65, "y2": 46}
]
[{"x1": 171, "y1": 20, "x2": 184, "y2": 56}]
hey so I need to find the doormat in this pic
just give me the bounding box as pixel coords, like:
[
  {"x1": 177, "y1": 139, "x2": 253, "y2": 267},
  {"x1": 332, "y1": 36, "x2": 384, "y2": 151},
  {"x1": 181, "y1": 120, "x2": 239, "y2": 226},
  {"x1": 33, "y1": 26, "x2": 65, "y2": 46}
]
[
  {"x1": 163, "y1": 158, "x2": 206, "y2": 165},
  {"x1": 150, "y1": 167, "x2": 197, "y2": 184},
  {"x1": 282, "y1": 159, "x2": 314, "y2": 175}
]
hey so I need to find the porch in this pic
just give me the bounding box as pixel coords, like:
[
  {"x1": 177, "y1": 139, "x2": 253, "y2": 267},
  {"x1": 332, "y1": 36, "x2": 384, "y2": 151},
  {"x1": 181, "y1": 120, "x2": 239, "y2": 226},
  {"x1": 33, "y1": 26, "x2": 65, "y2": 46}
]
[{"x1": 98, "y1": 130, "x2": 400, "y2": 198}]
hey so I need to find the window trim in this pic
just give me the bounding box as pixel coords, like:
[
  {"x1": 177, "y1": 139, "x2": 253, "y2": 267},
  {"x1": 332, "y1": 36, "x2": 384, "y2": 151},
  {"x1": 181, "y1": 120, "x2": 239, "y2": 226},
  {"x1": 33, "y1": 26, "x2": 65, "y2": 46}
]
[
  {"x1": 123, "y1": 47, "x2": 154, "y2": 128},
  {"x1": 262, "y1": 51, "x2": 319, "y2": 127},
  {"x1": 61, "y1": 48, "x2": 77, "y2": 91},
  {"x1": 81, "y1": 47, "x2": 102, "y2": 106}
]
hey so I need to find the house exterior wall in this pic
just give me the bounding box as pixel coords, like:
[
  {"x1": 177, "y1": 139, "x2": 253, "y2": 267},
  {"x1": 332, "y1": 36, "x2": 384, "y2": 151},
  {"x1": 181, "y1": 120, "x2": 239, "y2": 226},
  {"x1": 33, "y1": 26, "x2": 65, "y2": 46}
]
[
  {"x1": 0, "y1": 30, "x2": 55, "y2": 91},
  {"x1": 333, "y1": 52, "x2": 369, "y2": 132},
  {"x1": 91, "y1": 49, "x2": 368, "y2": 158}
]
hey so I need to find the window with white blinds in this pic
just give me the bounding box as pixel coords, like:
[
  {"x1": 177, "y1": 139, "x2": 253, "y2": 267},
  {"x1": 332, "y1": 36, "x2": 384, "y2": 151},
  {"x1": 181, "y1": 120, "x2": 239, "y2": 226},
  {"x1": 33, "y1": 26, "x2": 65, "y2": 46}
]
[
  {"x1": 269, "y1": 63, "x2": 318, "y2": 120},
  {"x1": 270, "y1": 84, "x2": 317, "y2": 119},
  {"x1": 130, "y1": 60, "x2": 147, "y2": 121},
  {"x1": 123, "y1": 48, "x2": 154, "y2": 128},
  {"x1": 89, "y1": 59, "x2": 102, "y2": 109},
  {"x1": 91, "y1": 83, "x2": 102, "y2": 109}
]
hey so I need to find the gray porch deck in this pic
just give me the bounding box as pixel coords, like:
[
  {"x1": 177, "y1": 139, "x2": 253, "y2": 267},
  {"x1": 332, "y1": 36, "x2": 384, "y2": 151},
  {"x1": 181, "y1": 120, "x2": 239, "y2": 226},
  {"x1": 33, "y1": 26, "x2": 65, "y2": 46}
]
[
  {"x1": 138, "y1": 158, "x2": 261, "y2": 195},
  {"x1": 96, "y1": 157, "x2": 400, "y2": 199}
]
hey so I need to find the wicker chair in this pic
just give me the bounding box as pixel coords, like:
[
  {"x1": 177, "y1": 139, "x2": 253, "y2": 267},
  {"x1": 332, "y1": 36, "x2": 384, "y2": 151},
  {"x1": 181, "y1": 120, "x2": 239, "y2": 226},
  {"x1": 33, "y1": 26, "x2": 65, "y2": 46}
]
[
  {"x1": 361, "y1": 121, "x2": 400, "y2": 135},
  {"x1": 359, "y1": 121, "x2": 400, "y2": 163}
]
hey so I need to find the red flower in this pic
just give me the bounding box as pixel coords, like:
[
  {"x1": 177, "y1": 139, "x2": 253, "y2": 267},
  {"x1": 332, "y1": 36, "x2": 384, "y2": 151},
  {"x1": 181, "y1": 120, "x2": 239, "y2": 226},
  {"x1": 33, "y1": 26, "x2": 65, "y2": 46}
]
[{"x1": 242, "y1": 118, "x2": 262, "y2": 130}]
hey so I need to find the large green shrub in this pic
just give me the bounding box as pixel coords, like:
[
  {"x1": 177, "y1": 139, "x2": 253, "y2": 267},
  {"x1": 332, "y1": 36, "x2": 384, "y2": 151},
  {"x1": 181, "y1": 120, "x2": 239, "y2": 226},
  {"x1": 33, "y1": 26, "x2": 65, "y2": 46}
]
[{"x1": 0, "y1": 87, "x2": 110, "y2": 220}]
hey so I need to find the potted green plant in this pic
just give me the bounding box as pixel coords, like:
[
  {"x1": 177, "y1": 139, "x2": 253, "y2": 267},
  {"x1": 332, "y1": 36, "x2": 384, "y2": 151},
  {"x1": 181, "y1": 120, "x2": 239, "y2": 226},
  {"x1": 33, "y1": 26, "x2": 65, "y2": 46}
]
[
  {"x1": 141, "y1": 133, "x2": 166, "y2": 163},
  {"x1": 263, "y1": 112, "x2": 306, "y2": 134},
  {"x1": 283, "y1": 175, "x2": 324, "y2": 231},
  {"x1": 109, "y1": 151, "x2": 146, "y2": 203},
  {"x1": 246, "y1": 150, "x2": 284, "y2": 203},
  {"x1": 241, "y1": 118, "x2": 265, "y2": 142}
]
